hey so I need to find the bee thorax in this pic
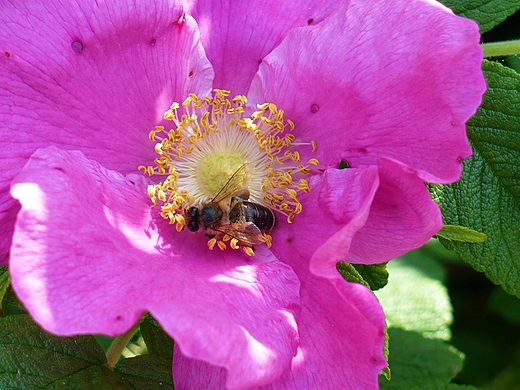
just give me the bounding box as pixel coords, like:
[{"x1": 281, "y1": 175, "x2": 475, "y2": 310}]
[{"x1": 199, "y1": 204, "x2": 224, "y2": 228}]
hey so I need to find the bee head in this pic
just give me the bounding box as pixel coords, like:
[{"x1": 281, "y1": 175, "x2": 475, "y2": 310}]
[{"x1": 185, "y1": 206, "x2": 201, "y2": 232}]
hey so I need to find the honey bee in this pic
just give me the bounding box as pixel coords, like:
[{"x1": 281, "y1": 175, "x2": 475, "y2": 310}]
[{"x1": 185, "y1": 163, "x2": 277, "y2": 248}]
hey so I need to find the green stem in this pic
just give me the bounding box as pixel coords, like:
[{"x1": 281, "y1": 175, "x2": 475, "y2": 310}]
[
  {"x1": 481, "y1": 39, "x2": 520, "y2": 58},
  {"x1": 105, "y1": 320, "x2": 142, "y2": 368}
]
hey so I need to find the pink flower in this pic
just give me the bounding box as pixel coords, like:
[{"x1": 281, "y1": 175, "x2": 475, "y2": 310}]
[{"x1": 0, "y1": 0, "x2": 484, "y2": 389}]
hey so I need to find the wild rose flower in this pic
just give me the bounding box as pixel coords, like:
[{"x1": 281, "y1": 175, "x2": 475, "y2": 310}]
[{"x1": 0, "y1": 0, "x2": 484, "y2": 389}]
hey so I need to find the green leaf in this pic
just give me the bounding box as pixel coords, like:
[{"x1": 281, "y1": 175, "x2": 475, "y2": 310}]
[
  {"x1": 352, "y1": 263, "x2": 389, "y2": 291},
  {"x1": 2, "y1": 287, "x2": 26, "y2": 315},
  {"x1": 375, "y1": 256, "x2": 452, "y2": 340},
  {"x1": 439, "y1": 0, "x2": 520, "y2": 33},
  {"x1": 381, "y1": 327, "x2": 391, "y2": 380},
  {"x1": 0, "y1": 314, "x2": 131, "y2": 389},
  {"x1": 140, "y1": 314, "x2": 173, "y2": 357},
  {"x1": 112, "y1": 314, "x2": 173, "y2": 389},
  {"x1": 337, "y1": 262, "x2": 369, "y2": 288},
  {"x1": 468, "y1": 61, "x2": 520, "y2": 202},
  {"x1": 379, "y1": 328, "x2": 464, "y2": 390},
  {"x1": 416, "y1": 385, "x2": 482, "y2": 390},
  {"x1": 0, "y1": 266, "x2": 9, "y2": 312},
  {"x1": 44, "y1": 366, "x2": 130, "y2": 390},
  {"x1": 436, "y1": 225, "x2": 488, "y2": 243},
  {"x1": 433, "y1": 60, "x2": 520, "y2": 297},
  {"x1": 115, "y1": 355, "x2": 173, "y2": 389},
  {"x1": 337, "y1": 262, "x2": 389, "y2": 291}
]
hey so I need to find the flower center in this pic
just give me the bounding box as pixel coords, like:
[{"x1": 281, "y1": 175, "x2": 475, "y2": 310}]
[
  {"x1": 199, "y1": 152, "x2": 244, "y2": 195},
  {"x1": 139, "y1": 89, "x2": 318, "y2": 255}
]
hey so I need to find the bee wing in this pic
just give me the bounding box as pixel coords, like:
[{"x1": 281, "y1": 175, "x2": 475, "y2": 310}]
[
  {"x1": 212, "y1": 162, "x2": 250, "y2": 204},
  {"x1": 214, "y1": 222, "x2": 265, "y2": 247}
]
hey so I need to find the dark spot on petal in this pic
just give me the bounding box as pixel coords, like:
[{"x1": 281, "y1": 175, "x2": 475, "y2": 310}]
[
  {"x1": 258, "y1": 59, "x2": 262, "y2": 64},
  {"x1": 451, "y1": 121, "x2": 456, "y2": 126},
  {"x1": 310, "y1": 104, "x2": 319, "y2": 113},
  {"x1": 71, "y1": 40, "x2": 83, "y2": 53},
  {"x1": 392, "y1": 204, "x2": 397, "y2": 209},
  {"x1": 307, "y1": 18, "x2": 314, "y2": 25},
  {"x1": 287, "y1": 237, "x2": 293, "y2": 243},
  {"x1": 358, "y1": 147, "x2": 368, "y2": 154},
  {"x1": 53, "y1": 167, "x2": 65, "y2": 173},
  {"x1": 116, "y1": 315, "x2": 122, "y2": 321},
  {"x1": 5, "y1": 51, "x2": 10, "y2": 58},
  {"x1": 188, "y1": 69, "x2": 194, "y2": 77},
  {"x1": 457, "y1": 157, "x2": 463, "y2": 163},
  {"x1": 150, "y1": 38, "x2": 156, "y2": 46}
]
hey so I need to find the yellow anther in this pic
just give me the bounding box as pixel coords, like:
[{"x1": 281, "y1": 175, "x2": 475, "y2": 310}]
[
  {"x1": 230, "y1": 238, "x2": 240, "y2": 250},
  {"x1": 158, "y1": 189, "x2": 166, "y2": 202},
  {"x1": 164, "y1": 111, "x2": 175, "y2": 121},
  {"x1": 307, "y1": 158, "x2": 319, "y2": 166},
  {"x1": 298, "y1": 179, "x2": 310, "y2": 192},
  {"x1": 217, "y1": 241, "x2": 227, "y2": 251},
  {"x1": 174, "y1": 214, "x2": 186, "y2": 232},
  {"x1": 263, "y1": 233, "x2": 273, "y2": 248},
  {"x1": 243, "y1": 247, "x2": 255, "y2": 257},
  {"x1": 285, "y1": 188, "x2": 297, "y2": 198},
  {"x1": 207, "y1": 238, "x2": 217, "y2": 250},
  {"x1": 182, "y1": 96, "x2": 192, "y2": 107}
]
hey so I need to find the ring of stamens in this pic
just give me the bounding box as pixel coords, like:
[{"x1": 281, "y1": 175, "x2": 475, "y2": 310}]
[{"x1": 139, "y1": 89, "x2": 318, "y2": 253}]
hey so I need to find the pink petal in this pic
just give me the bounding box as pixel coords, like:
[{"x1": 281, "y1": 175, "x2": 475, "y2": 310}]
[
  {"x1": 174, "y1": 260, "x2": 386, "y2": 389},
  {"x1": 184, "y1": 0, "x2": 342, "y2": 95},
  {"x1": 272, "y1": 158, "x2": 440, "y2": 273},
  {"x1": 0, "y1": 194, "x2": 18, "y2": 265},
  {"x1": 271, "y1": 166, "x2": 380, "y2": 275},
  {"x1": 10, "y1": 147, "x2": 302, "y2": 388},
  {"x1": 267, "y1": 273, "x2": 386, "y2": 389},
  {"x1": 281, "y1": 159, "x2": 441, "y2": 275},
  {"x1": 248, "y1": 0, "x2": 485, "y2": 183},
  {"x1": 0, "y1": 0, "x2": 214, "y2": 260},
  {"x1": 347, "y1": 157, "x2": 443, "y2": 264}
]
